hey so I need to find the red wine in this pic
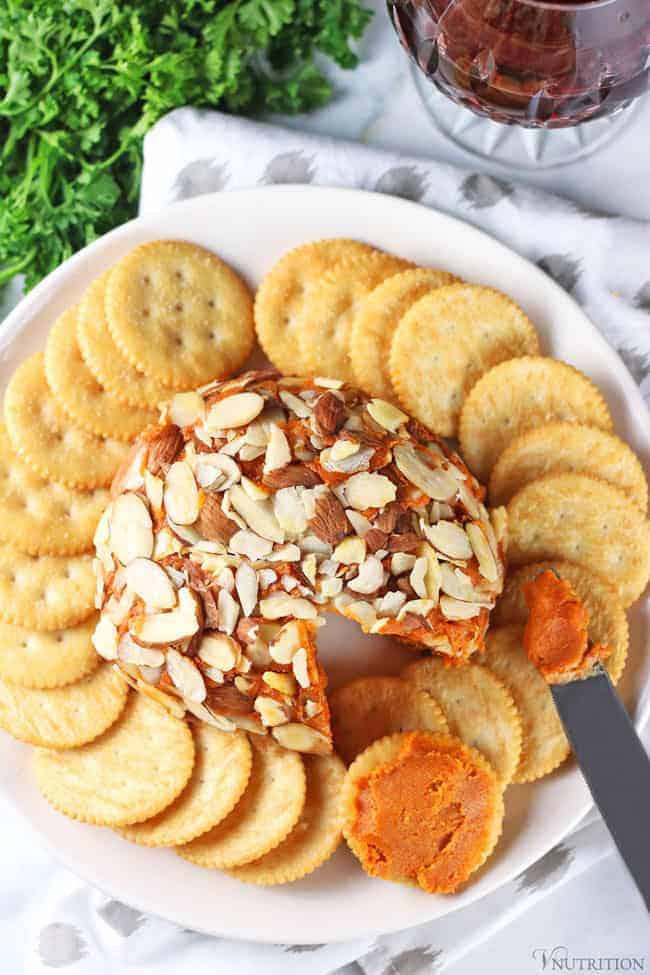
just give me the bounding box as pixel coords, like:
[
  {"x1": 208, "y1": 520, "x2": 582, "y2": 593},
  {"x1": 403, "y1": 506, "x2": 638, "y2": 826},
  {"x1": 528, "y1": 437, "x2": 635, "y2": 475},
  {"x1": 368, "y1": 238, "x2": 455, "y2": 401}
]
[{"x1": 389, "y1": 0, "x2": 650, "y2": 127}]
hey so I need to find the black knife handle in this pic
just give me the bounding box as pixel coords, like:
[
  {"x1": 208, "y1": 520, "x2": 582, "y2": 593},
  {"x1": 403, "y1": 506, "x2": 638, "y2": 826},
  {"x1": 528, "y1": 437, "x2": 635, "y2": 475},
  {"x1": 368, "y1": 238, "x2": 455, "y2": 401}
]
[{"x1": 552, "y1": 670, "x2": 650, "y2": 912}]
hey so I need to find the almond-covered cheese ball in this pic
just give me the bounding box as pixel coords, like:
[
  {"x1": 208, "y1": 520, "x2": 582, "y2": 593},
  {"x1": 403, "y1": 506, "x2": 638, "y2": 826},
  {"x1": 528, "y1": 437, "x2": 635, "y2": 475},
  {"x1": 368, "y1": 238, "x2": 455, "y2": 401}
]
[{"x1": 92, "y1": 371, "x2": 506, "y2": 752}]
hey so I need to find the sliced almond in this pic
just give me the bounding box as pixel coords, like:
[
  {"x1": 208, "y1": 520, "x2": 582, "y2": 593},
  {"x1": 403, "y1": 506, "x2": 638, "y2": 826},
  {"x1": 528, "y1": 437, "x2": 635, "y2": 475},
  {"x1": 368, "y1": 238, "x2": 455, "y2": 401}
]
[
  {"x1": 308, "y1": 493, "x2": 349, "y2": 546},
  {"x1": 375, "y1": 590, "x2": 407, "y2": 617},
  {"x1": 301, "y1": 553, "x2": 317, "y2": 587},
  {"x1": 292, "y1": 647, "x2": 310, "y2": 688},
  {"x1": 110, "y1": 493, "x2": 153, "y2": 565},
  {"x1": 390, "y1": 552, "x2": 417, "y2": 575},
  {"x1": 104, "y1": 586, "x2": 136, "y2": 627},
  {"x1": 263, "y1": 671, "x2": 297, "y2": 696},
  {"x1": 344, "y1": 472, "x2": 397, "y2": 511},
  {"x1": 241, "y1": 476, "x2": 270, "y2": 501},
  {"x1": 466, "y1": 522, "x2": 499, "y2": 583},
  {"x1": 117, "y1": 634, "x2": 165, "y2": 668},
  {"x1": 254, "y1": 695, "x2": 288, "y2": 727},
  {"x1": 345, "y1": 509, "x2": 371, "y2": 537},
  {"x1": 313, "y1": 391, "x2": 346, "y2": 436},
  {"x1": 367, "y1": 399, "x2": 408, "y2": 432},
  {"x1": 320, "y1": 444, "x2": 374, "y2": 475},
  {"x1": 333, "y1": 536, "x2": 366, "y2": 565},
  {"x1": 439, "y1": 563, "x2": 487, "y2": 603},
  {"x1": 229, "y1": 529, "x2": 273, "y2": 561},
  {"x1": 229, "y1": 484, "x2": 285, "y2": 543},
  {"x1": 263, "y1": 424, "x2": 291, "y2": 474},
  {"x1": 320, "y1": 576, "x2": 343, "y2": 598},
  {"x1": 272, "y1": 722, "x2": 330, "y2": 754},
  {"x1": 144, "y1": 470, "x2": 164, "y2": 511},
  {"x1": 164, "y1": 461, "x2": 199, "y2": 525},
  {"x1": 439, "y1": 596, "x2": 482, "y2": 620},
  {"x1": 198, "y1": 633, "x2": 240, "y2": 671},
  {"x1": 217, "y1": 588, "x2": 240, "y2": 635},
  {"x1": 269, "y1": 621, "x2": 303, "y2": 664},
  {"x1": 195, "y1": 453, "x2": 240, "y2": 491},
  {"x1": 397, "y1": 598, "x2": 435, "y2": 619},
  {"x1": 166, "y1": 648, "x2": 206, "y2": 703},
  {"x1": 92, "y1": 617, "x2": 118, "y2": 660},
  {"x1": 394, "y1": 444, "x2": 458, "y2": 501},
  {"x1": 273, "y1": 487, "x2": 308, "y2": 537},
  {"x1": 330, "y1": 440, "x2": 359, "y2": 462},
  {"x1": 130, "y1": 586, "x2": 200, "y2": 644},
  {"x1": 196, "y1": 494, "x2": 238, "y2": 545},
  {"x1": 206, "y1": 392, "x2": 264, "y2": 430},
  {"x1": 260, "y1": 592, "x2": 317, "y2": 621},
  {"x1": 342, "y1": 599, "x2": 378, "y2": 628},
  {"x1": 410, "y1": 557, "x2": 428, "y2": 599},
  {"x1": 235, "y1": 562, "x2": 259, "y2": 617},
  {"x1": 169, "y1": 391, "x2": 205, "y2": 428},
  {"x1": 146, "y1": 425, "x2": 184, "y2": 478},
  {"x1": 185, "y1": 700, "x2": 237, "y2": 732},
  {"x1": 279, "y1": 389, "x2": 312, "y2": 418},
  {"x1": 348, "y1": 555, "x2": 385, "y2": 594},
  {"x1": 424, "y1": 521, "x2": 473, "y2": 559},
  {"x1": 124, "y1": 558, "x2": 177, "y2": 609}
]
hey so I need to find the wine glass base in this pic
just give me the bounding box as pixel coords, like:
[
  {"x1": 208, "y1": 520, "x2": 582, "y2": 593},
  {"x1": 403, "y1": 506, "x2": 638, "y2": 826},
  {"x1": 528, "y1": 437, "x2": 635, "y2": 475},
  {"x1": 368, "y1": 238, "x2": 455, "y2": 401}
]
[{"x1": 412, "y1": 66, "x2": 639, "y2": 171}]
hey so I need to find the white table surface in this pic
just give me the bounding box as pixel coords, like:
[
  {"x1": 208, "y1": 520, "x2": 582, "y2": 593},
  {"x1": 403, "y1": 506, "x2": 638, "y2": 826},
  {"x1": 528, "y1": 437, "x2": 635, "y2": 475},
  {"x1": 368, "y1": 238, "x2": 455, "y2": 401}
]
[{"x1": 2, "y1": 2, "x2": 649, "y2": 970}]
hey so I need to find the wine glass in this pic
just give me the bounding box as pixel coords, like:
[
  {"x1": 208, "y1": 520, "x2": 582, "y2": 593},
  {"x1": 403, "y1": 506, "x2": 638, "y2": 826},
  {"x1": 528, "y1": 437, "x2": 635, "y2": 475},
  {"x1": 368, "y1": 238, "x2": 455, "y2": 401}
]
[{"x1": 388, "y1": 0, "x2": 650, "y2": 168}]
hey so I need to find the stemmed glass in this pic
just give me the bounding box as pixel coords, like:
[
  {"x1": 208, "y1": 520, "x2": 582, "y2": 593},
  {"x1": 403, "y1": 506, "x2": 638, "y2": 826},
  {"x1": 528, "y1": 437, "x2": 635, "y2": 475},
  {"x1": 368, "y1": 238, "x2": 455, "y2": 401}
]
[{"x1": 388, "y1": 0, "x2": 650, "y2": 168}]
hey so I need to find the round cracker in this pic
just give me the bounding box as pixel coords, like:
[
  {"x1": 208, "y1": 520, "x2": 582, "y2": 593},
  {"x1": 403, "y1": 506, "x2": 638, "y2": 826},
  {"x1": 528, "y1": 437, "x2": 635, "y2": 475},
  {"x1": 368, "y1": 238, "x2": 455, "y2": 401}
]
[
  {"x1": 329, "y1": 675, "x2": 448, "y2": 766},
  {"x1": 0, "y1": 424, "x2": 109, "y2": 556},
  {"x1": 349, "y1": 267, "x2": 458, "y2": 400},
  {"x1": 459, "y1": 357, "x2": 613, "y2": 483},
  {"x1": 105, "y1": 240, "x2": 254, "y2": 389},
  {"x1": 493, "y1": 560, "x2": 628, "y2": 685},
  {"x1": 4, "y1": 354, "x2": 129, "y2": 490},
  {"x1": 341, "y1": 731, "x2": 504, "y2": 892},
  {"x1": 297, "y1": 252, "x2": 414, "y2": 384},
  {"x1": 34, "y1": 692, "x2": 195, "y2": 825},
  {"x1": 226, "y1": 752, "x2": 345, "y2": 886},
  {"x1": 254, "y1": 238, "x2": 377, "y2": 374},
  {"x1": 481, "y1": 624, "x2": 570, "y2": 782},
  {"x1": 390, "y1": 285, "x2": 539, "y2": 438},
  {"x1": 119, "y1": 725, "x2": 252, "y2": 847},
  {"x1": 506, "y1": 473, "x2": 650, "y2": 607},
  {"x1": 77, "y1": 272, "x2": 171, "y2": 409},
  {"x1": 177, "y1": 737, "x2": 306, "y2": 869},
  {"x1": 401, "y1": 657, "x2": 522, "y2": 785},
  {"x1": 0, "y1": 546, "x2": 96, "y2": 630},
  {"x1": 489, "y1": 422, "x2": 647, "y2": 512},
  {"x1": 0, "y1": 663, "x2": 127, "y2": 749},
  {"x1": 45, "y1": 306, "x2": 157, "y2": 442},
  {"x1": 0, "y1": 616, "x2": 100, "y2": 689}
]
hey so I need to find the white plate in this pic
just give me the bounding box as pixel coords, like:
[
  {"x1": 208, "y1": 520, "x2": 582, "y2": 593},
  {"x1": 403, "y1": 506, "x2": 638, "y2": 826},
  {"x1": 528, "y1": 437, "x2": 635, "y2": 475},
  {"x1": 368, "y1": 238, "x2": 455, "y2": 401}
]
[{"x1": 1, "y1": 186, "x2": 648, "y2": 945}]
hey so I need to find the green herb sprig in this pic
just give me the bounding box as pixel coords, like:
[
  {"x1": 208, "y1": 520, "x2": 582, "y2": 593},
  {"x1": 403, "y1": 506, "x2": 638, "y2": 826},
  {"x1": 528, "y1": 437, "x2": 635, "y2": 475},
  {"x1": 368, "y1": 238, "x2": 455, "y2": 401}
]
[{"x1": 0, "y1": 0, "x2": 372, "y2": 291}]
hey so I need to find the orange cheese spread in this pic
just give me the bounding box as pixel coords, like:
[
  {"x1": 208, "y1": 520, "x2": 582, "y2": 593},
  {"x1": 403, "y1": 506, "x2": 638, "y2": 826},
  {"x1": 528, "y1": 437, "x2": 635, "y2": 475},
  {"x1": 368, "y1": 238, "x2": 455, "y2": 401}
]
[
  {"x1": 348, "y1": 731, "x2": 501, "y2": 894},
  {"x1": 522, "y1": 570, "x2": 611, "y2": 685}
]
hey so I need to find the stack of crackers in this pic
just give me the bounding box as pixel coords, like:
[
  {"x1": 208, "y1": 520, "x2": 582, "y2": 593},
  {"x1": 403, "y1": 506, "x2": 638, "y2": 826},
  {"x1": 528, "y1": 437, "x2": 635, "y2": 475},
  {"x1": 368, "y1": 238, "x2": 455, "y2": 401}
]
[{"x1": 0, "y1": 234, "x2": 648, "y2": 899}]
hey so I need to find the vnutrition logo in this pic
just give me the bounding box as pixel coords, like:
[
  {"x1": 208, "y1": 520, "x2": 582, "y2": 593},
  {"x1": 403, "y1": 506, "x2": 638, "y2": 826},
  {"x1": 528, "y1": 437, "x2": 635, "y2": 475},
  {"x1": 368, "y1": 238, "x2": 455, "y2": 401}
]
[{"x1": 532, "y1": 947, "x2": 646, "y2": 972}]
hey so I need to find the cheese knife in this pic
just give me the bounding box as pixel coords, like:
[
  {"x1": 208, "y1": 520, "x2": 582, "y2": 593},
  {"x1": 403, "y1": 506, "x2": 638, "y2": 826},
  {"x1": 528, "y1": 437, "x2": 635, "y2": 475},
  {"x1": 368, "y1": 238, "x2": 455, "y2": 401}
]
[{"x1": 551, "y1": 665, "x2": 650, "y2": 911}]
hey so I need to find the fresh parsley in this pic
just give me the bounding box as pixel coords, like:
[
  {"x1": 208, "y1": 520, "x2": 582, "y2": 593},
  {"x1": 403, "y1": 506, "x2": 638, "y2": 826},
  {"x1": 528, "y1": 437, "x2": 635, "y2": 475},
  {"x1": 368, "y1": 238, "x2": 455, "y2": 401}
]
[{"x1": 0, "y1": 0, "x2": 372, "y2": 291}]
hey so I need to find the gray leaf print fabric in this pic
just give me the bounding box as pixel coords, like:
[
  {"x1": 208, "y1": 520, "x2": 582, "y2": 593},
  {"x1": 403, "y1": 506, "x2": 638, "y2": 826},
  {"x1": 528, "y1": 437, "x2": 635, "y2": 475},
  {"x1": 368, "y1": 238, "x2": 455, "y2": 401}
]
[
  {"x1": 374, "y1": 166, "x2": 429, "y2": 201},
  {"x1": 38, "y1": 924, "x2": 88, "y2": 968},
  {"x1": 537, "y1": 254, "x2": 582, "y2": 293},
  {"x1": 97, "y1": 898, "x2": 145, "y2": 937},
  {"x1": 460, "y1": 173, "x2": 513, "y2": 208},
  {"x1": 261, "y1": 151, "x2": 315, "y2": 185},
  {"x1": 516, "y1": 844, "x2": 575, "y2": 894}
]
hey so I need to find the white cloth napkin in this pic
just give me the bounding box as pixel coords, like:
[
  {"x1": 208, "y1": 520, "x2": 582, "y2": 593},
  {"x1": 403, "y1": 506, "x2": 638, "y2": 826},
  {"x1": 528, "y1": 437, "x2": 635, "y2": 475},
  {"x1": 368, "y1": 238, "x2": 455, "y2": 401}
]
[{"x1": 15, "y1": 110, "x2": 650, "y2": 974}]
